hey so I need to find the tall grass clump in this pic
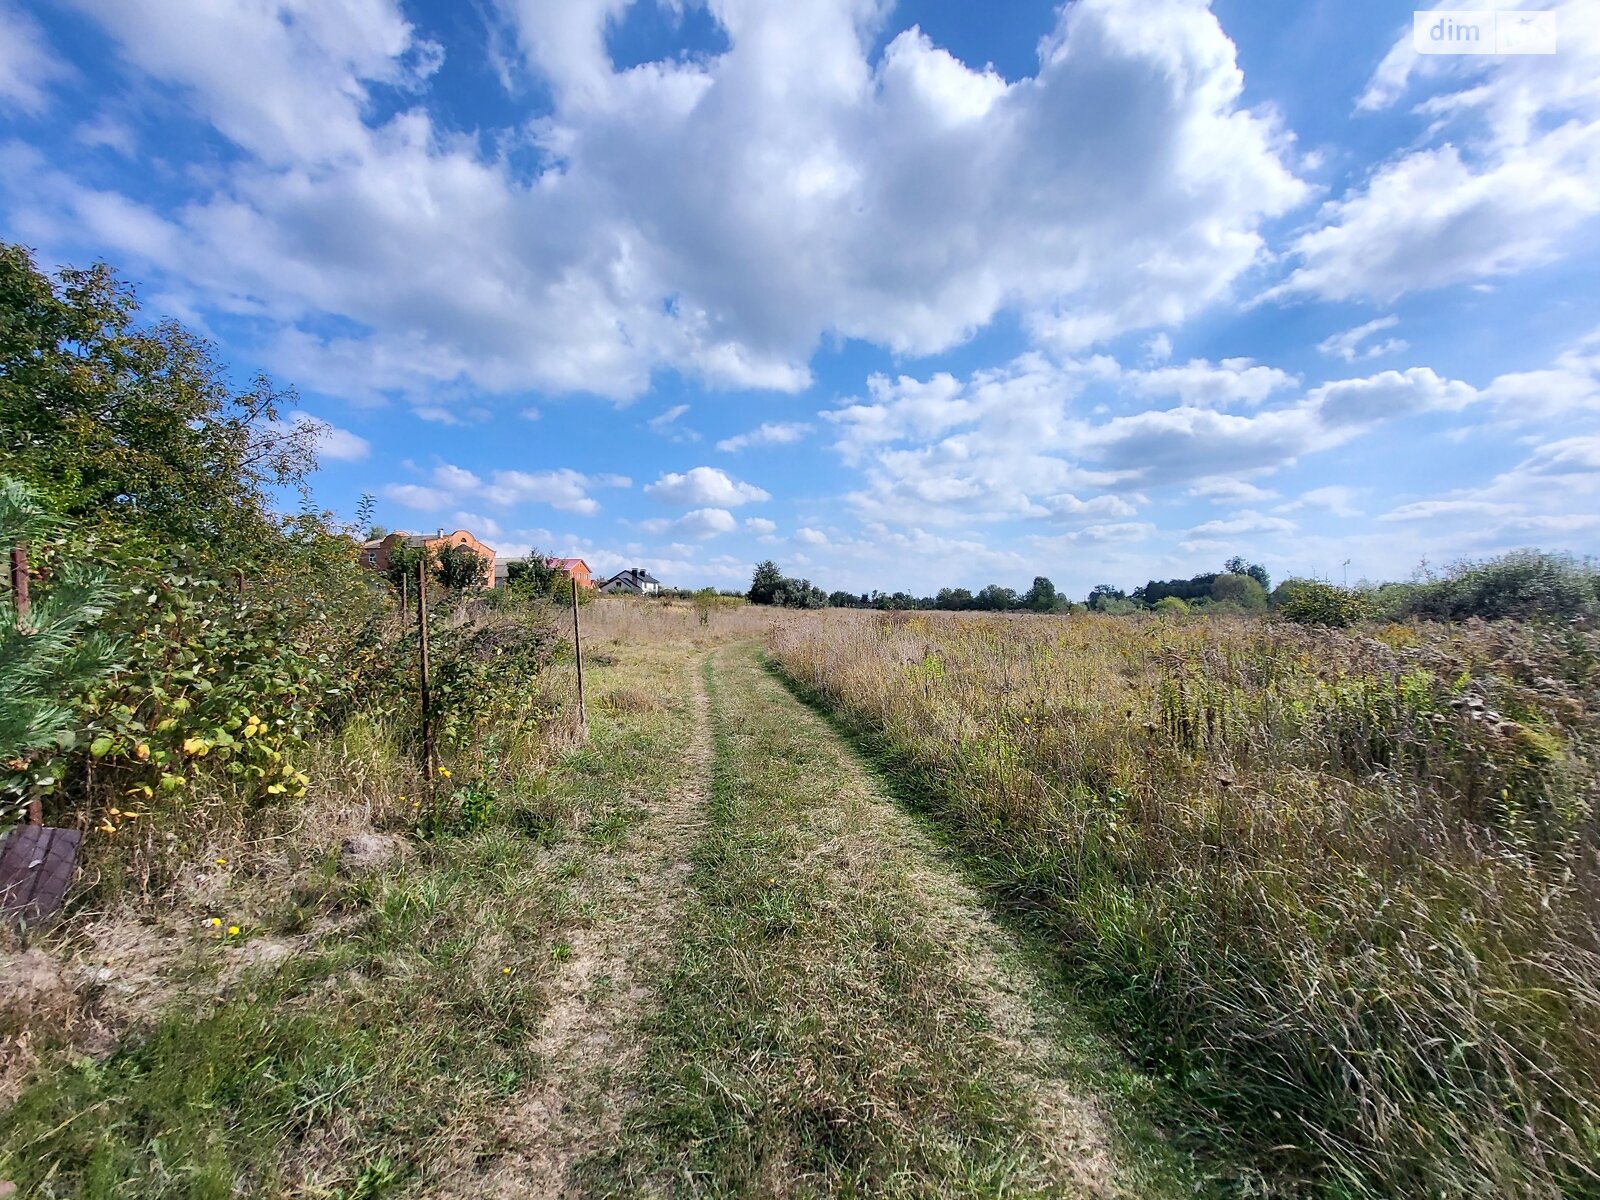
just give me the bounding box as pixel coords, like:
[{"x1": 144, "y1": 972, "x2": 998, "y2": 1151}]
[{"x1": 769, "y1": 611, "x2": 1600, "y2": 1197}]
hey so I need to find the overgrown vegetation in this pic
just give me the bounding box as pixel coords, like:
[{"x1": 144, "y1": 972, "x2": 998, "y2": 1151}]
[
  {"x1": 770, "y1": 611, "x2": 1600, "y2": 1197},
  {"x1": 0, "y1": 244, "x2": 583, "y2": 1192}
]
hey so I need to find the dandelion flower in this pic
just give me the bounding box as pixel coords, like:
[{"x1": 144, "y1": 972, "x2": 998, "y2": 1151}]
[
  {"x1": 215, "y1": 857, "x2": 228, "y2": 866},
  {"x1": 501, "y1": 967, "x2": 512, "y2": 975},
  {"x1": 209, "y1": 917, "x2": 222, "y2": 927},
  {"x1": 227, "y1": 926, "x2": 241, "y2": 936},
  {"x1": 438, "y1": 766, "x2": 452, "y2": 778}
]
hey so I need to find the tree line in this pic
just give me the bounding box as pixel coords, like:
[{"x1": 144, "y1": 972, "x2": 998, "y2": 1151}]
[{"x1": 747, "y1": 551, "x2": 1600, "y2": 627}]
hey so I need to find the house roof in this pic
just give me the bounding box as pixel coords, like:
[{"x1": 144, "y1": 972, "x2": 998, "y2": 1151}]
[
  {"x1": 603, "y1": 567, "x2": 662, "y2": 587},
  {"x1": 549, "y1": 557, "x2": 588, "y2": 571}
]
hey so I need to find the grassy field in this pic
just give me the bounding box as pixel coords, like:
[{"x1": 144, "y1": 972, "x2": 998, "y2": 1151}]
[
  {"x1": 9, "y1": 597, "x2": 1593, "y2": 1197},
  {"x1": 768, "y1": 610, "x2": 1600, "y2": 1197},
  {"x1": 583, "y1": 643, "x2": 1186, "y2": 1197},
  {"x1": 0, "y1": 603, "x2": 733, "y2": 1196},
  {"x1": 4, "y1": 600, "x2": 1194, "y2": 1198}
]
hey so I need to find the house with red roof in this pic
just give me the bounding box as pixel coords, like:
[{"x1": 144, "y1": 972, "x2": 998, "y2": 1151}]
[{"x1": 493, "y1": 555, "x2": 596, "y2": 589}]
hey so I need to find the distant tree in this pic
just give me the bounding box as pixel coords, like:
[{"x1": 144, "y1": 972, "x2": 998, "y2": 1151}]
[
  {"x1": 1087, "y1": 584, "x2": 1127, "y2": 611},
  {"x1": 436, "y1": 543, "x2": 490, "y2": 591},
  {"x1": 1226, "y1": 555, "x2": 1272, "y2": 593},
  {"x1": 1152, "y1": 595, "x2": 1189, "y2": 617},
  {"x1": 749, "y1": 560, "x2": 785, "y2": 606},
  {"x1": 936, "y1": 586, "x2": 974, "y2": 610},
  {"x1": 750, "y1": 561, "x2": 825, "y2": 608},
  {"x1": 975, "y1": 584, "x2": 1018, "y2": 611},
  {"x1": 1141, "y1": 574, "x2": 1219, "y2": 606},
  {"x1": 1024, "y1": 576, "x2": 1061, "y2": 612},
  {"x1": 1211, "y1": 573, "x2": 1268, "y2": 611}
]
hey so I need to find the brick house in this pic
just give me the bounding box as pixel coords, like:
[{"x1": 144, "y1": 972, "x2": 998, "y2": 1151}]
[
  {"x1": 492, "y1": 555, "x2": 597, "y2": 590},
  {"x1": 360, "y1": 529, "x2": 497, "y2": 589},
  {"x1": 550, "y1": 558, "x2": 595, "y2": 589}
]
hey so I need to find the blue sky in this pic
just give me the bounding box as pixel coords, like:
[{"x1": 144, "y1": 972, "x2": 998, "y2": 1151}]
[{"x1": 2, "y1": 0, "x2": 1597, "y2": 596}]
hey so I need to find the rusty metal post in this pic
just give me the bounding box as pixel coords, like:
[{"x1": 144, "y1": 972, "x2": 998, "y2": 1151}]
[
  {"x1": 570, "y1": 579, "x2": 587, "y2": 736},
  {"x1": 9, "y1": 545, "x2": 29, "y2": 624},
  {"x1": 10, "y1": 545, "x2": 41, "y2": 826},
  {"x1": 417, "y1": 556, "x2": 435, "y2": 791}
]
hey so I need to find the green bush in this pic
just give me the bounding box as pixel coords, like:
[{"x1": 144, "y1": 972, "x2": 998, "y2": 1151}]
[
  {"x1": 426, "y1": 611, "x2": 563, "y2": 751},
  {"x1": 0, "y1": 479, "x2": 122, "y2": 794},
  {"x1": 4, "y1": 552, "x2": 355, "y2": 825},
  {"x1": 1278, "y1": 579, "x2": 1371, "y2": 628},
  {"x1": 1402, "y1": 550, "x2": 1599, "y2": 623}
]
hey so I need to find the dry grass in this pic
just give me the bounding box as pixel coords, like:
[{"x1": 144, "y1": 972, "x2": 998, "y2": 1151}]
[{"x1": 769, "y1": 610, "x2": 1600, "y2": 1197}]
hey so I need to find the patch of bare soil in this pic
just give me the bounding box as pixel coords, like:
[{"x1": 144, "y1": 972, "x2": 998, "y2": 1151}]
[
  {"x1": 429, "y1": 652, "x2": 712, "y2": 1199},
  {"x1": 0, "y1": 909, "x2": 193, "y2": 1106}
]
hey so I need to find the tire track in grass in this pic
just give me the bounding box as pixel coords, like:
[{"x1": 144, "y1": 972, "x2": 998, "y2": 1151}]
[
  {"x1": 588, "y1": 643, "x2": 1182, "y2": 1198},
  {"x1": 431, "y1": 647, "x2": 713, "y2": 1198}
]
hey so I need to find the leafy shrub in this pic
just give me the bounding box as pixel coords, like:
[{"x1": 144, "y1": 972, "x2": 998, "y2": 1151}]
[
  {"x1": 426, "y1": 611, "x2": 563, "y2": 750},
  {"x1": 1151, "y1": 596, "x2": 1188, "y2": 617},
  {"x1": 5, "y1": 556, "x2": 350, "y2": 825},
  {"x1": 1278, "y1": 579, "x2": 1371, "y2": 627},
  {"x1": 0, "y1": 479, "x2": 121, "y2": 787},
  {"x1": 1401, "y1": 550, "x2": 1599, "y2": 622}
]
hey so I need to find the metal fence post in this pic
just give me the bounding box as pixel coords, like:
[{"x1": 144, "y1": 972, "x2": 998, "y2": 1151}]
[
  {"x1": 570, "y1": 579, "x2": 587, "y2": 736},
  {"x1": 9, "y1": 545, "x2": 29, "y2": 624},
  {"x1": 418, "y1": 556, "x2": 435, "y2": 791},
  {"x1": 10, "y1": 545, "x2": 40, "y2": 826}
]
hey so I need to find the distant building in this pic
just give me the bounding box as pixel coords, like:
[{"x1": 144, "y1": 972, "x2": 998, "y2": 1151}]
[
  {"x1": 494, "y1": 555, "x2": 596, "y2": 590},
  {"x1": 550, "y1": 558, "x2": 596, "y2": 589},
  {"x1": 360, "y1": 530, "x2": 496, "y2": 588},
  {"x1": 600, "y1": 567, "x2": 664, "y2": 596}
]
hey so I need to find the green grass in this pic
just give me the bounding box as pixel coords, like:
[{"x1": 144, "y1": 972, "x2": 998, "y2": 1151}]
[
  {"x1": 0, "y1": 638, "x2": 703, "y2": 1198},
  {"x1": 767, "y1": 611, "x2": 1600, "y2": 1199},
  {"x1": 584, "y1": 644, "x2": 1188, "y2": 1198}
]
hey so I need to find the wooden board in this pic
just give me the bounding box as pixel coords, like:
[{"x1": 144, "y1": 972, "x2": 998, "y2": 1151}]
[{"x1": 0, "y1": 826, "x2": 82, "y2": 925}]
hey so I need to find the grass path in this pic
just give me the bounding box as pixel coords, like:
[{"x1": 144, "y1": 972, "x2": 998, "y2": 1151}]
[
  {"x1": 1, "y1": 633, "x2": 1184, "y2": 1198},
  {"x1": 431, "y1": 644, "x2": 714, "y2": 1198},
  {"x1": 582, "y1": 643, "x2": 1183, "y2": 1197}
]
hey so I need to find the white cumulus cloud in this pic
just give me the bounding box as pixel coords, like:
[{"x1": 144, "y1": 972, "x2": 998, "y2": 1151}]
[{"x1": 645, "y1": 466, "x2": 770, "y2": 507}]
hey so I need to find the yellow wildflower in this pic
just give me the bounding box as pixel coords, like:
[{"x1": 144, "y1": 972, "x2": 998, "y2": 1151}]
[
  {"x1": 227, "y1": 926, "x2": 241, "y2": 937},
  {"x1": 438, "y1": 766, "x2": 452, "y2": 778},
  {"x1": 209, "y1": 917, "x2": 222, "y2": 927},
  {"x1": 215, "y1": 857, "x2": 228, "y2": 866}
]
